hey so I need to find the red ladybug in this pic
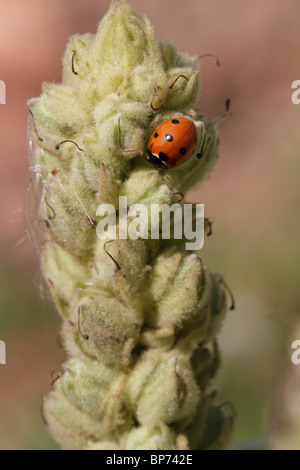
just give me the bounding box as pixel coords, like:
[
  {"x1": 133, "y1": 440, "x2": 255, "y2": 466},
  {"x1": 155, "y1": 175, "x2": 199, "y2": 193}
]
[{"x1": 146, "y1": 118, "x2": 204, "y2": 170}]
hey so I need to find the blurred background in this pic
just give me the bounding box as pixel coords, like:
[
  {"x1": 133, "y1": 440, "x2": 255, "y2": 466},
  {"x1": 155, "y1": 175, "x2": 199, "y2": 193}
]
[{"x1": 0, "y1": 0, "x2": 299, "y2": 450}]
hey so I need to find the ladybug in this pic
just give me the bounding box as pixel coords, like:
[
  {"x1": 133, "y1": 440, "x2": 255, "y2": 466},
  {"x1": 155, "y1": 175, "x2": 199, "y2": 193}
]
[{"x1": 146, "y1": 118, "x2": 204, "y2": 170}]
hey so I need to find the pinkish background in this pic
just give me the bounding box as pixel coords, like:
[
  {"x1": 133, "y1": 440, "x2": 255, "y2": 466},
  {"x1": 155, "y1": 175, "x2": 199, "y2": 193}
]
[{"x1": 0, "y1": 0, "x2": 300, "y2": 449}]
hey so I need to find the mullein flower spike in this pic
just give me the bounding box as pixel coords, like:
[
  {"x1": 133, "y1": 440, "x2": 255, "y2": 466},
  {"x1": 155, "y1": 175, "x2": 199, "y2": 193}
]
[{"x1": 28, "y1": 0, "x2": 233, "y2": 450}]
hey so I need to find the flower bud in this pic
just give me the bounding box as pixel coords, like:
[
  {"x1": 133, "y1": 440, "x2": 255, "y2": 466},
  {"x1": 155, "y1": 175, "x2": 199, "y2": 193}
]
[{"x1": 30, "y1": 0, "x2": 233, "y2": 450}]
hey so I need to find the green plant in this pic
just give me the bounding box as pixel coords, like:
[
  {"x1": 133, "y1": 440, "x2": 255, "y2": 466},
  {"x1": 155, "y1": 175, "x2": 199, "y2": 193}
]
[{"x1": 28, "y1": 0, "x2": 233, "y2": 450}]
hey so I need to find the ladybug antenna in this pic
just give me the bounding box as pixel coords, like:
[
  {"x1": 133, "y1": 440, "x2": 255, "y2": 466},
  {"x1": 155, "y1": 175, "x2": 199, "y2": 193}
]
[
  {"x1": 55, "y1": 139, "x2": 84, "y2": 152},
  {"x1": 214, "y1": 273, "x2": 235, "y2": 310},
  {"x1": 117, "y1": 116, "x2": 144, "y2": 155},
  {"x1": 71, "y1": 50, "x2": 78, "y2": 76},
  {"x1": 212, "y1": 99, "x2": 233, "y2": 125},
  {"x1": 104, "y1": 240, "x2": 122, "y2": 271},
  {"x1": 196, "y1": 53, "x2": 221, "y2": 67},
  {"x1": 150, "y1": 89, "x2": 164, "y2": 111},
  {"x1": 28, "y1": 107, "x2": 43, "y2": 142},
  {"x1": 169, "y1": 75, "x2": 189, "y2": 90},
  {"x1": 78, "y1": 305, "x2": 89, "y2": 340}
]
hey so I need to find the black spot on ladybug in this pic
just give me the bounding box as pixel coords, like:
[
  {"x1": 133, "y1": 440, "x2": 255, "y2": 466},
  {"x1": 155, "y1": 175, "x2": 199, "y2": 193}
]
[
  {"x1": 165, "y1": 134, "x2": 174, "y2": 142},
  {"x1": 154, "y1": 133, "x2": 159, "y2": 138},
  {"x1": 159, "y1": 152, "x2": 169, "y2": 161},
  {"x1": 172, "y1": 119, "x2": 180, "y2": 124},
  {"x1": 195, "y1": 138, "x2": 197, "y2": 143},
  {"x1": 180, "y1": 147, "x2": 187, "y2": 155},
  {"x1": 197, "y1": 153, "x2": 203, "y2": 159}
]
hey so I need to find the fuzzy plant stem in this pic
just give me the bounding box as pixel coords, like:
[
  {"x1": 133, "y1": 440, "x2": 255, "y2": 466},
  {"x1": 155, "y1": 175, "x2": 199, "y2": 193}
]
[{"x1": 28, "y1": 0, "x2": 233, "y2": 450}]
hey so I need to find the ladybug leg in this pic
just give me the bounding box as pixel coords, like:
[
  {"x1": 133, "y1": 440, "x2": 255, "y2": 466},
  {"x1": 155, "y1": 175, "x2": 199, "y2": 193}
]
[
  {"x1": 117, "y1": 116, "x2": 144, "y2": 156},
  {"x1": 146, "y1": 149, "x2": 168, "y2": 170}
]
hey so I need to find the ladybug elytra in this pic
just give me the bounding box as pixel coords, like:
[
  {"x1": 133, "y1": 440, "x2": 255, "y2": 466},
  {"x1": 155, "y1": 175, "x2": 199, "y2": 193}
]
[{"x1": 146, "y1": 118, "x2": 205, "y2": 170}]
